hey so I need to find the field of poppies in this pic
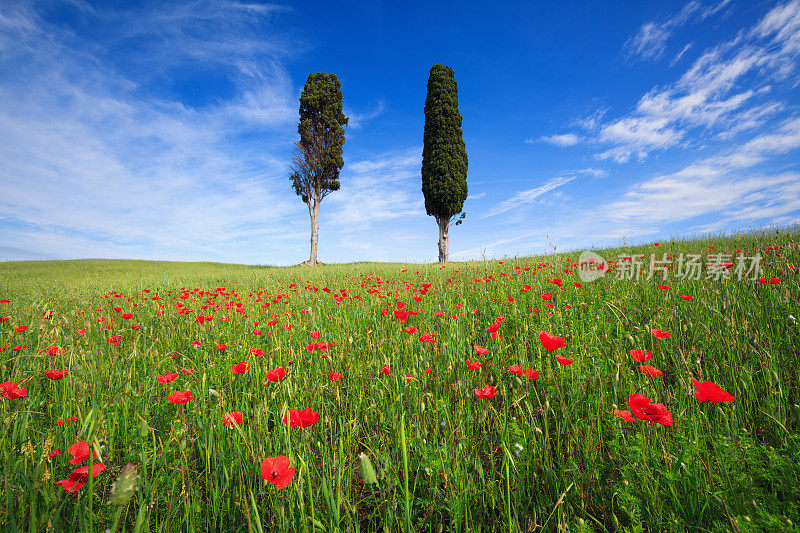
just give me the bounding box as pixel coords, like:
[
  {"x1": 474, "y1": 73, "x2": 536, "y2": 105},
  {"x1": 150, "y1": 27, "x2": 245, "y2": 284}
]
[{"x1": 1, "y1": 229, "x2": 799, "y2": 532}]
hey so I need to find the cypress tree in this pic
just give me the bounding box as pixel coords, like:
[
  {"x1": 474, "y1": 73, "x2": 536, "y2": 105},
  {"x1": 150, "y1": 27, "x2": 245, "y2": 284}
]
[
  {"x1": 289, "y1": 72, "x2": 348, "y2": 265},
  {"x1": 421, "y1": 63, "x2": 468, "y2": 263}
]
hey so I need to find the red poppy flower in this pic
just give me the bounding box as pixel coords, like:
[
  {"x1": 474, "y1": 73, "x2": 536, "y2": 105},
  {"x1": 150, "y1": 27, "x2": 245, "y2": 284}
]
[
  {"x1": 121, "y1": 313, "x2": 133, "y2": 319},
  {"x1": 157, "y1": 372, "x2": 179, "y2": 384},
  {"x1": 539, "y1": 331, "x2": 566, "y2": 352},
  {"x1": 49, "y1": 448, "x2": 61, "y2": 458},
  {"x1": 639, "y1": 365, "x2": 663, "y2": 377},
  {"x1": 381, "y1": 363, "x2": 390, "y2": 375},
  {"x1": 283, "y1": 408, "x2": 319, "y2": 428},
  {"x1": 691, "y1": 379, "x2": 735, "y2": 403},
  {"x1": 679, "y1": 295, "x2": 693, "y2": 300},
  {"x1": 232, "y1": 362, "x2": 250, "y2": 374},
  {"x1": 403, "y1": 326, "x2": 417, "y2": 334},
  {"x1": 419, "y1": 332, "x2": 437, "y2": 342},
  {"x1": 508, "y1": 365, "x2": 524, "y2": 375},
  {"x1": 0, "y1": 381, "x2": 27, "y2": 399},
  {"x1": 215, "y1": 344, "x2": 227, "y2": 351},
  {"x1": 657, "y1": 285, "x2": 669, "y2": 289},
  {"x1": 58, "y1": 416, "x2": 78, "y2": 426},
  {"x1": 249, "y1": 347, "x2": 264, "y2": 356},
  {"x1": 190, "y1": 340, "x2": 201, "y2": 348},
  {"x1": 181, "y1": 368, "x2": 194, "y2": 375},
  {"x1": 329, "y1": 372, "x2": 343, "y2": 382},
  {"x1": 555, "y1": 355, "x2": 573, "y2": 365},
  {"x1": 524, "y1": 368, "x2": 539, "y2": 380},
  {"x1": 651, "y1": 328, "x2": 671, "y2": 339},
  {"x1": 67, "y1": 440, "x2": 96, "y2": 465},
  {"x1": 56, "y1": 464, "x2": 106, "y2": 492},
  {"x1": 261, "y1": 456, "x2": 295, "y2": 489},
  {"x1": 222, "y1": 411, "x2": 244, "y2": 427},
  {"x1": 424, "y1": 368, "x2": 432, "y2": 374},
  {"x1": 486, "y1": 323, "x2": 500, "y2": 333},
  {"x1": 473, "y1": 344, "x2": 489, "y2": 355},
  {"x1": 14, "y1": 325, "x2": 27, "y2": 333},
  {"x1": 45, "y1": 369, "x2": 69, "y2": 380},
  {"x1": 630, "y1": 349, "x2": 652, "y2": 362},
  {"x1": 168, "y1": 390, "x2": 193, "y2": 404},
  {"x1": 265, "y1": 368, "x2": 286, "y2": 382},
  {"x1": 252, "y1": 329, "x2": 262, "y2": 335},
  {"x1": 626, "y1": 394, "x2": 673, "y2": 426},
  {"x1": 474, "y1": 385, "x2": 498, "y2": 399},
  {"x1": 521, "y1": 285, "x2": 530, "y2": 292},
  {"x1": 466, "y1": 359, "x2": 481, "y2": 371},
  {"x1": 615, "y1": 409, "x2": 636, "y2": 422},
  {"x1": 106, "y1": 335, "x2": 121, "y2": 345}
]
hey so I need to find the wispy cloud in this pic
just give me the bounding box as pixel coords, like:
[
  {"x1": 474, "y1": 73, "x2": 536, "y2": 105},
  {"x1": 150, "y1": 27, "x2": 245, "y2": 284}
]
[
  {"x1": 538, "y1": 133, "x2": 581, "y2": 147},
  {"x1": 479, "y1": 169, "x2": 605, "y2": 220},
  {"x1": 670, "y1": 42, "x2": 693, "y2": 66},
  {"x1": 0, "y1": 1, "x2": 304, "y2": 264},
  {"x1": 602, "y1": 117, "x2": 800, "y2": 225},
  {"x1": 624, "y1": 0, "x2": 730, "y2": 62},
  {"x1": 328, "y1": 147, "x2": 424, "y2": 229},
  {"x1": 597, "y1": 0, "x2": 800, "y2": 164},
  {"x1": 345, "y1": 100, "x2": 386, "y2": 129}
]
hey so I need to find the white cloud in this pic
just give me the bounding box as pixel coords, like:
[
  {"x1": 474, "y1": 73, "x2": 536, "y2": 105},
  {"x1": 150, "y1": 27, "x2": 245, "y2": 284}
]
[
  {"x1": 597, "y1": 1, "x2": 800, "y2": 163},
  {"x1": 539, "y1": 133, "x2": 581, "y2": 147},
  {"x1": 327, "y1": 147, "x2": 424, "y2": 229},
  {"x1": 625, "y1": 21, "x2": 673, "y2": 62},
  {"x1": 624, "y1": 1, "x2": 705, "y2": 62},
  {"x1": 602, "y1": 118, "x2": 800, "y2": 225},
  {"x1": 479, "y1": 169, "x2": 604, "y2": 219},
  {"x1": 0, "y1": 1, "x2": 306, "y2": 264},
  {"x1": 345, "y1": 100, "x2": 386, "y2": 129},
  {"x1": 597, "y1": 117, "x2": 684, "y2": 161},
  {"x1": 670, "y1": 42, "x2": 693, "y2": 66},
  {"x1": 625, "y1": 1, "x2": 731, "y2": 63}
]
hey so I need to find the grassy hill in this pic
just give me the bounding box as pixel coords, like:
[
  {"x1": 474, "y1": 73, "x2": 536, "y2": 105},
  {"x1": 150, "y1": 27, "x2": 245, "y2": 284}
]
[{"x1": 0, "y1": 227, "x2": 798, "y2": 532}]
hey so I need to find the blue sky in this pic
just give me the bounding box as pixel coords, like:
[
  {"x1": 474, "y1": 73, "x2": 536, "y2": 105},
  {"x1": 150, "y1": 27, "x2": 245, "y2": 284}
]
[{"x1": 1, "y1": 0, "x2": 799, "y2": 265}]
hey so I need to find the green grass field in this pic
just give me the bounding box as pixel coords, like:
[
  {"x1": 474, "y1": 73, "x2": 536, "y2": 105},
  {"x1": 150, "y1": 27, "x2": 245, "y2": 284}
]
[{"x1": 1, "y1": 228, "x2": 799, "y2": 532}]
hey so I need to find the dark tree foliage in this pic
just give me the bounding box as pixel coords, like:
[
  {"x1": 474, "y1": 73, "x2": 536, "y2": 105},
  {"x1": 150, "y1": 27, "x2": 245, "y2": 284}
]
[
  {"x1": 289, "y1": 72, "x2": 348, "y2": 265},
  {"x1": 421, "y1": 63, "x2": 468, "y2": 262}
]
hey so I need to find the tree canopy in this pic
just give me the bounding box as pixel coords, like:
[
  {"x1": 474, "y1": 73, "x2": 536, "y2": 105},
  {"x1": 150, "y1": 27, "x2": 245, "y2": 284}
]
[{"x1": 421, "y1": 63, "x2": 468, "y2": 222}]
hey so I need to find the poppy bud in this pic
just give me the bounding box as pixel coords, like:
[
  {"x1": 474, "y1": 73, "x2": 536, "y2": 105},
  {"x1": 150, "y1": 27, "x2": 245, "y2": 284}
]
[
  {"x1": 358, "y1": 453, "x2": 378, "y2": 485},
  {"x1": 110, "y1": 464, "x2": 138, "y2": 506},
  {"x1": 209, "y1": 389, "x2": 220, "y2": 398},
  {"x1": 138, "y1": 420, "x2": 149, "y2": 439}
]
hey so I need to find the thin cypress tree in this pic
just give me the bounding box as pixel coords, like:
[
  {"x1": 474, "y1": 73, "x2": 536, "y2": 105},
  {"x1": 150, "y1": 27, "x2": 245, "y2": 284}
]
[
  {"x1": 421, "y1": 63, "x2": 468, "y2": 263},
  {"x1": 289, "y1": 72, "x2": 348, "y2": 265}
]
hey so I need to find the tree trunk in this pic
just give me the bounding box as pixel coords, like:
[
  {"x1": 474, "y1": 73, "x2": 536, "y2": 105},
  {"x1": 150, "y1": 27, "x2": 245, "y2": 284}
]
[
  {"x1": 308, "y1": 200, "x2": 320, "y2": 265},
  {"x1": 437, "y1": 216, "x2": 449, "y2": 263}
]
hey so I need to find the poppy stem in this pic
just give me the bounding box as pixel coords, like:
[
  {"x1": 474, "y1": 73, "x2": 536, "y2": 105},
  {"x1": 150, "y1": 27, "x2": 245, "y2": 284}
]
[{"x1": 399, "y1": 413, "x2": 411, "y2": 533}]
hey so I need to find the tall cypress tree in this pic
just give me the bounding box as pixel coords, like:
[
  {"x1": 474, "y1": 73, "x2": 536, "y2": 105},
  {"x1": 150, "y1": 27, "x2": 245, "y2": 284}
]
[
  {"x1": 421, "y1": 63, "x2": 468, "y2": 263},
  {"x1": 289, "y1": 73, "x2": 348, "y2": 265}
]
